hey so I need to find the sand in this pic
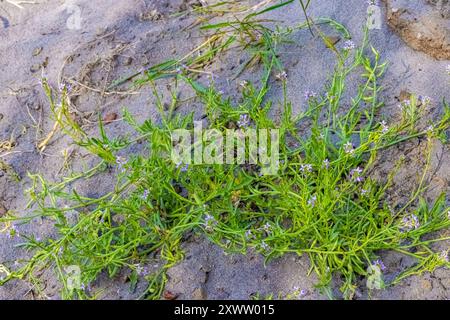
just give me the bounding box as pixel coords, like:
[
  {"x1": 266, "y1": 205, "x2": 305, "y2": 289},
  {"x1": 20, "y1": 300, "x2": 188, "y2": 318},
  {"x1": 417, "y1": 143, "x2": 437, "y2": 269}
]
[{"x1": 0, "y1": 0, "x2": 448, "y2": 299}]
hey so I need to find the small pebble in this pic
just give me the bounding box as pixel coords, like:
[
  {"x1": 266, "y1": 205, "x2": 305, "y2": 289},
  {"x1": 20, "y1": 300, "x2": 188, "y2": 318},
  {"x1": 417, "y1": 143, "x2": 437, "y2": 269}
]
[
  {"x1": 30, "y1": 64, "x2": 41, "y2": 73},
  {"x1": 32, "y1": 47, "x2": 43, "y2": 57}
]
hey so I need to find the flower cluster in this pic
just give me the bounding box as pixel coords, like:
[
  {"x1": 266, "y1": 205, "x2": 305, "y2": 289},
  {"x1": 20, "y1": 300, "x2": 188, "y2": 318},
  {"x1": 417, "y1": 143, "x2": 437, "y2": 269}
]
[
  {"x1": 380, "y1": 120, "x2": 389, "y2": 134},
  {"x1": 397, "y1": 99, "x2": 411, "y2": 112},
  {"x1": 350, "y1": 167, "x2": 363, "y2": 183},
  {"x1": 262, "y1": 222, "x2": 272, "y2": 234},
  {"x1": 141, "y1": 189, "x2": 150, "y2": 200},
  {"x1": 135, "y1": 264, "x2": 150, "y2": 277},
  {"x1": 322, "y1": 159, "x2": 330, "y2": 169},
  {"x1": 239, "y1": 80, "x2": 249, "y2": 88},
  {"x1": 59, "y1": 81, "x2": 72, "y2": 93},
  {"x1": 344, "y1": 142, "x2": 355, "y2": 155},
  {"x1": 299, "y1": 164, "x2": 312, "y2": 174},
  {"x1": 237, "y1": 114, "x2": 251, "y2": 128},
  {"x1": 275, "y1": 71, "x2": 288, "y2": 81},
  {"x1": 372, "y1": 259, "x2": 387, "y2": 272},
  {"x1": 245, "y1": 229, "x2": 255, "y2": 240},
  {"x1": 343, "y1": 40, "x2": 356, "y2": 51},
  {"x1": 438, "y1": 250, "x2": 448, "y2": 263},
  {"x1": 418, "y1": 95, "x2": 431, "y2": 106},
  {"x1": 307, "y1": 195, "x2": 317, "y2": 208},
  {"x1": 116, "y1": 156, "x2": 128, "y2": 173},
  {"x1": 176, "y1": 162, "x2": 189, "y2": 172},
  {"x1": 260, "y1": 241, "x2": 270, "y2": 251},
  {"x1": 401, "y1": 214, "x2": 420, "y2": 232},
  {"x1": 304, "y1": 90, "x2": 317, "y2": 101},
  {"x1": 203, "y1": 214, "x2": 218, "y2": 232}
]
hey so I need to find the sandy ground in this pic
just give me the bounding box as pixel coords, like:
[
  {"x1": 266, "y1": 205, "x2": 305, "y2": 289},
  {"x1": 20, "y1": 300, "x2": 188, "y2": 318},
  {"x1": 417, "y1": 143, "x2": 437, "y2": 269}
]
[{"x1": 0, "y1": 0, "x2": 449, "y2": 299}]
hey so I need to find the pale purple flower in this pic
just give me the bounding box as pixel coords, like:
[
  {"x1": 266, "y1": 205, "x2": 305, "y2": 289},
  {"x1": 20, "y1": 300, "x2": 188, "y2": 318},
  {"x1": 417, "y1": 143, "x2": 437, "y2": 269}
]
[
  {"x1": 380, "y1": 121, "x2": 389, "y2": 134},
  {"x1": 203, "y1": 214, "x2": 218, "y2": 232},
  {"x1": 418, "y1": 95, "x2": 431, "y2": 106},
  {"x1": 307, "y1": 195, "x2": 317, "y2": 208},
  {"x1": 304, "y1": 90, "x2": 317, "y2": 101},
  {"x1": 262, "y1": 222, "x2": 272, "y2": 234},
  {"x1": 135, "y1": 264, "x2": 150, "y2": 276},
  {"x1": 398, "y1": 100, "x2": 411, "y2": 112},
  {"x1": 141, "y1": 189, "x2": 150, "y2": 200},
  {"x1": 300, "y1": 164, "x2": 313, "y2": 173},
  {"x1": 372, "y1": 259, "x2": 387, "y2": 272},
  {"x1": 237, "y1": 114, "x2": 250, "y2": 128},
  {"x1": 176, "y1": 162, "x2": 189, "y2": 172},
  {"x1": 260, "y1": 241, "x2": 269, "y2": 251},
  {"x1": 322, "y1": 159, "x2": 330, "y2": 169},
  {"x1": 116, "y1": 157, "x2": 128, "y2": 173},
  {"x1": 245, "y1": 230, "x2": 255, "y2": 240},
  {"x1": 59, "y1": 81, "x2": 72, "y2": 93},
  {"x1": 438, "y1": 250, "x2": 448, "y2": 263},
  {"x1": 343, "y1": 40, "x2": 356, "y2": 51},
  {"x1": 401, "y1": 214, "x2": 420, "y2": 231},
  {"x1": 350, "y1": 167, "x2": 364, "y2": 183},
  {"x1": 361, "y1": 189, "x2": 368, "y2": 196}
]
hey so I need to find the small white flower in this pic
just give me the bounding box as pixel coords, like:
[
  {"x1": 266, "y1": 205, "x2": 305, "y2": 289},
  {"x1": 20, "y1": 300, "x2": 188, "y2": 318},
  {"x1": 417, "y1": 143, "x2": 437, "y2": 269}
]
[
  {"x1": 237, "y1": 114, "x2": 250, "y2": 128},
  {"x1": 446, "y1": 64, "x2": 450, "y2": 75},
  {"x1": 398, "y1": 100, "x2": 411, "y2": 111},
  {"x1": 322, "y1": 159, "x2": 330, "y2": 169},
  {"x1": 308, "y1": 195, "x2": 317, "y2": 207},
  {"x1": 304, "y1": 90, "x2": 317, "y2": 101},
  {"x1": 262, "y1": 222, "x2": 272, "y2": 233},
  {"x1": 300, "y1": 164, "x2": 313, "y2": 173},
  {"x1": 239, "y1": 80, "x2": 249, "y2": 88},
  {"x1": 350, "y1": 167, "x2": 364, "y2": 183},
  {"x1": 344, "y1": 142, "x2": 355, "y2": 155},
  {"x1": 401, "y1": 214, "x2": 420, "y2": 232},
  {"x1": 275, "y1": 71, "x2": 288, "y2": 81},
  {"x1": 419, "y1": 95, "x2": 431, "y2": 106},
  {"x1": 245, "y1": 230, "x2": 255, "y2": 240},
  {"x1": 260, "y1": 241, "x2": 270, "y2": 251},
  {"x1": 380, "y1": 121, "x2": 389, "y2": 134},
  {"x1": 343, "y1": 40, "x2": 355, "y2": 51},
  {"x1": 438, "y1": 250, "x2": 448, "y2": 263},
  {"x1": 203, "y1": 214, "x2": 218, "y2": 232},
  {"x1": 116, "y1": 156, "x2": 128, "y2": 173}
]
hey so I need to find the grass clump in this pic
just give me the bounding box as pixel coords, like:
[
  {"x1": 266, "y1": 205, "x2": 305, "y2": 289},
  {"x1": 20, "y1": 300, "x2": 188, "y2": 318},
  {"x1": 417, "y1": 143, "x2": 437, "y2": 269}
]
[{"x1": 0, "y1": 3, "x2": 449, "y2": 300}]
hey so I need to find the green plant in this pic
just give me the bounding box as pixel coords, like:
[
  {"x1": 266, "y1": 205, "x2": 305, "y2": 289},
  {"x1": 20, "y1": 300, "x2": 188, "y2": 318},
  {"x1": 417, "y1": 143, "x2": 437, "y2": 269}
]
[{"x1": 1, "y1": 3, "x2": 449, "y2": 300}]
